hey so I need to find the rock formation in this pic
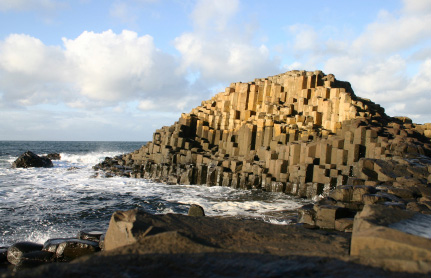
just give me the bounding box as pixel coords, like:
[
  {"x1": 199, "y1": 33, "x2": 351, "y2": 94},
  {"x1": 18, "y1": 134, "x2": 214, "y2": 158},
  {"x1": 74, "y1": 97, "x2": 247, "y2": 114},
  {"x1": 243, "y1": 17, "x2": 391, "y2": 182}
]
[
  {"x1": 12, "y1": 151, "x2": 53, "y2": 168},
  {"x1": 95, "y1": 70, "x2": 431, "y2": 200}
]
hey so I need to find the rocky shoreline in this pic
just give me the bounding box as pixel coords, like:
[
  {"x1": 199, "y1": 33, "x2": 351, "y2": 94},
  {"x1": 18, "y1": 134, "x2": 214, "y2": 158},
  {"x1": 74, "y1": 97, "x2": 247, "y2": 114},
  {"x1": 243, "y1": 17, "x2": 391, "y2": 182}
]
[
  {"x1": 1, "y1": 207, "x2": 430, "y2": 278},
  {"x1": 4, "y1": 70, "x2": 431, "y2": 276}
]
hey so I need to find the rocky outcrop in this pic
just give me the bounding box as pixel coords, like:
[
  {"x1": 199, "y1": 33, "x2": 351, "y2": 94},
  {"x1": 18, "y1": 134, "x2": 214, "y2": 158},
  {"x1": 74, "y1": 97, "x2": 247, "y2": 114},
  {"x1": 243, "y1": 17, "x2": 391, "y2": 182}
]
[
  {"x1": 94, "y1": 70, "x2": 431, "y2": 211},
  {"x1": 44, "y1": 153, "x2": 61, "y2": 160},
  {"x1": 1, "y1": 230, "x2": 103, "y2": 270},
  {"x1": 12, "y1": 151, "x2": 53, "y2": 168},
  {"x1": 351, "y1": 204, "x2": 431, "y2": 273},
  {"x1": 7, "y1": 209, "x2": 428, "y2": 278}
]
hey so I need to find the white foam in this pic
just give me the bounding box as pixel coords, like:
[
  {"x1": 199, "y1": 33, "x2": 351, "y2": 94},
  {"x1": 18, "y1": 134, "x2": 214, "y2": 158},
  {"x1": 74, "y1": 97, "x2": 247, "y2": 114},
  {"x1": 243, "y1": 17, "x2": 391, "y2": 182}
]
[{"x1": 0, "y1": 151, "x2": 306, "y2": 246}]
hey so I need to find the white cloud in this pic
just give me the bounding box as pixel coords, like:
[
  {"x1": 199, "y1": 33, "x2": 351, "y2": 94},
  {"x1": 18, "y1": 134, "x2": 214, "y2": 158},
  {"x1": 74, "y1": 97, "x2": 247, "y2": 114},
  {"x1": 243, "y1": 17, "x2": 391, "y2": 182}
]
[
  {"x1": 191, "y1": 0, "x2": 239, "y2": 32},
  {"x1": 0, "y1": 0, "x2": 66, "y2": 12},
  {"x1": 0, "y1": 34, "x2": 67, "y2": 105},
  {"x1": 288, "y1": 24, "x2": 319, "y2": 54},
  {"x1": 352, "y1": 10, "x2": 431, "y2": 54},
  {"x1": 0, "y1": 30, "x2": 195, "y2": 112},
  {"x1": 284, "y1": 1, "x2": 431, "y2": 124},
  {"x1": 175, "y1": 0, "x2": 280, "y2": 84},
  {"x1": 403, "y1": 0, "x2": 431, "y2": 15}
]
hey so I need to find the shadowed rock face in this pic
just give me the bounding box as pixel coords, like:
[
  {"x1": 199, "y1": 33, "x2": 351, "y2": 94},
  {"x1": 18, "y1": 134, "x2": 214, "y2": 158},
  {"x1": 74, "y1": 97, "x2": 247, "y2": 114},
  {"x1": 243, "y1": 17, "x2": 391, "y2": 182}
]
[
  {"x1": 3, "y1": 210, "x2": 429, "y2": 278},
  {"x1": 12, "y1": 151, "x2": 53, "y2": 168}
]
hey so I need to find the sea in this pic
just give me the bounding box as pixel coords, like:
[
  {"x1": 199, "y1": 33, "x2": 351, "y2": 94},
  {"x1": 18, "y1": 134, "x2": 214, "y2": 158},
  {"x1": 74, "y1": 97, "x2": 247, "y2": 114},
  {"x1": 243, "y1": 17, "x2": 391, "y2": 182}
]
[{"x1": 0, "y1": 141, "x2": 308, "y2": 247}]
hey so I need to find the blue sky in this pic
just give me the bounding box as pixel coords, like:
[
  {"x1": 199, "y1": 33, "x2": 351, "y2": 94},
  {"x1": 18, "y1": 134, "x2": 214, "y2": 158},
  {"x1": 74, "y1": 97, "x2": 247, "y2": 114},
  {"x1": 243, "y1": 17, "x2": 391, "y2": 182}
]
[{"x1": 0, "y1": 0, "x2": 430, "y2": 141}]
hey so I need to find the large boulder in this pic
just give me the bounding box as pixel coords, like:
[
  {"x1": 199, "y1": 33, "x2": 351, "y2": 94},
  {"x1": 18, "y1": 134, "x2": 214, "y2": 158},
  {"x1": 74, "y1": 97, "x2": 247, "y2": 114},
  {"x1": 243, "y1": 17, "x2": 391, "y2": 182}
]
[
  {"x1": 12, "y1": 151, "x2": 53, "y2": 168},
  {"x1": 104, "y1": 209, "x2": 165, "y2": 251},
  {"x1": 351, "y1": 204, "x2": 431, "y2": 273}
]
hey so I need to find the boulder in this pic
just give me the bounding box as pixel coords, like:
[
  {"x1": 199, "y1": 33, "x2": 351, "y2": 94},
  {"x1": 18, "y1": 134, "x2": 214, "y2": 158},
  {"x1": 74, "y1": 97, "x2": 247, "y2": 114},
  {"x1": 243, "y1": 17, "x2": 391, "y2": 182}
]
[
  {"x1": 104, "y1": 209, "x2": 165, "y2": 251},
  {"x1": 188, "y1": 204, "x2": 205, "y2": 216},
  {"x1": 15, "y1": 251, "x2": 54, "y2": 268},
  {"x1": 43, "y1": 238, "x2": 100, "y2": 262},
  {"x1": 12, "y1": 151, "x2": 53, "y2": 168},
  {"x1": 44, "y1": 153, "x2": 61, "y2": 160},
  {"x1": 351, "y1": 204, "x2": 431, "y2": 273},
  {"x1": 7, "y1": 242, "x2": 43, "y2": 265},
  {"x1": 77, "y1": 230, "x2": 104, "y2": 242},
  {"x1": 0, "y1": 247, "x2": 8, "y2": 264}
]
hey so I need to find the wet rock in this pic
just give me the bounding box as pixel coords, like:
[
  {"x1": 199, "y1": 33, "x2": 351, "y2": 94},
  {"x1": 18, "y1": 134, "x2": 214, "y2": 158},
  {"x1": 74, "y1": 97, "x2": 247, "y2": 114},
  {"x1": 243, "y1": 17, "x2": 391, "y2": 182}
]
[
  {"x1": 44, "y1": 153, "x2": 61, "y2": 160},
  {"x1": 188, "y1": 204, "x2": 205, "y2": 217},
  {"x1": 12, "y1": 151, "x2": 53, "y2": 168},
  {"x1": 43, "y1": 238, "x2": 100, "y2": 262},
  {"x1": 7, "y1": 242, "x2": 43, "y2": 265},
  {"x1": 0, "y1": 247, "x2": 8, "y2": 265},
  {"x1": 298, "y1": 204, "x2": 316, "y2": 226},
  {"x1": 15, "y1": 251, "x2": 54, "y2": 268},
  {"x1": 77, "y1": 230, "x2": 104, "y2": 242}
]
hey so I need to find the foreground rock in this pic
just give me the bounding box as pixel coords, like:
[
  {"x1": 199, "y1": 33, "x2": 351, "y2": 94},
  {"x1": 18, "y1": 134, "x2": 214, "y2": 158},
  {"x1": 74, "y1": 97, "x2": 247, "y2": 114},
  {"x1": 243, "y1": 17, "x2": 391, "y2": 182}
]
[
  {"x1": 12, "y1": 151, "x2": 53, "y2": 168},
  {"x1": 3, "y1": 209, "x2": 428, "y2": 278},
  {"x1": 0, "y1": 230, "x2": 103, "y2": 274},
  {"x1": 351, "y1": 204, "x2": 431, "y2": 273}
]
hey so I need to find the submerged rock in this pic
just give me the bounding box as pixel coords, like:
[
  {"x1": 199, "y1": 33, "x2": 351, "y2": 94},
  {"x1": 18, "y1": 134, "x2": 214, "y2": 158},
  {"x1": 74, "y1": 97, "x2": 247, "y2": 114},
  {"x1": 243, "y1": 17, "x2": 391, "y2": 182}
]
[{"x1": 12, "y1": 151, "x2": 53, "y2": 168}]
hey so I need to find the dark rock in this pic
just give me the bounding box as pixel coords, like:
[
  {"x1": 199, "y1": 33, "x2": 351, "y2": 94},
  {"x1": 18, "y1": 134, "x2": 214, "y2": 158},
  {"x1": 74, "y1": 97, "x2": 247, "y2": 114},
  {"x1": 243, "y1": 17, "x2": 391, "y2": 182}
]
[
  {"x1": 188, "y1": 204, "x2": 205, "y2": 217},
  {"x1": 77, "y1": 230, "x2": 104, "y2": 242},
  {"x1": 12, "y1": 151, "x2": 53, "y2": 168},
  {"x1": 7, "y1": 242, "x2": 43, "y2": 265},
  {"x1": 15, "y1": 251, "x2": 54, "y2": 268},
  {"x1": 44, "y1": 153, "x2": 61, "y2": 160},
  {"x1": 298, "y1": 204, "x2": 316, "y2": 226},
  {"x1": 0, "y1": 247, "x2": 8, "y2": 265},
  {"x1": 43, "y1": 238, "x2": 100, "y2": 262},
  {"x1": 315, "y1": 205, "x2": 353, "y2": 229}
]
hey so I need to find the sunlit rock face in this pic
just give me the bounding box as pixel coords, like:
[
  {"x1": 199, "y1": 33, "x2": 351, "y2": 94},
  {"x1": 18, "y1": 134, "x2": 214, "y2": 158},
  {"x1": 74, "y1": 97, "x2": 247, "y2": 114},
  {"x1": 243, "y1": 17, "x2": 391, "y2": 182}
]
[{"x1": 95, "y1": 70, "x2": 430, "y2": 199}]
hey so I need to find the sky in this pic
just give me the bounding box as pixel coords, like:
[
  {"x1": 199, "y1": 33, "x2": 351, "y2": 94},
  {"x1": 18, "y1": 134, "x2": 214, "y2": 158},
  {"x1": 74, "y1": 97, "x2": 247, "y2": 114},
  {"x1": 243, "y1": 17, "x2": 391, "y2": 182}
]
[{"x1": 0, "y1": 0, "x2": 430, "y2": 141}]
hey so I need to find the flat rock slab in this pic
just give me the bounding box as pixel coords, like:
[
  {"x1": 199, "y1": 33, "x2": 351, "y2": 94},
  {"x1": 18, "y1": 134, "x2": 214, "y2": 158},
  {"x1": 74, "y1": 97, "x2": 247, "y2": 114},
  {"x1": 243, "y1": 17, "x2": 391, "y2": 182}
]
[
  {"x1": 351, "y1": 204, "x2": 431, "y2": 273},
  {"x1": 104, "y1": 209, "x2": 350, "y2": 257}
]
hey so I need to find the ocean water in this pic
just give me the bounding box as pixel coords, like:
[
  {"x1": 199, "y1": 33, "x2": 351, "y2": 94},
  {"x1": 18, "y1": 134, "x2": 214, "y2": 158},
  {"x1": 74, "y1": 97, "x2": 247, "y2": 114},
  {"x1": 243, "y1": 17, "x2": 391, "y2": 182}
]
[{"x1": 0, "y1": 141, "x2": 307, "y2": 246}]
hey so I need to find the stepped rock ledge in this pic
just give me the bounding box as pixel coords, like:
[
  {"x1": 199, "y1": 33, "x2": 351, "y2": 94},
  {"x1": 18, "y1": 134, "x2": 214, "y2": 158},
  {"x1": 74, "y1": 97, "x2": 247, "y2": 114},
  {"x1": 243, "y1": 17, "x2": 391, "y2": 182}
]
[
  {"x1": 92, "y1": 70, "x2": 431, "y2": 274},
  {"x1": 95, "y1": 70, "x2": 431, "y2": 196}
]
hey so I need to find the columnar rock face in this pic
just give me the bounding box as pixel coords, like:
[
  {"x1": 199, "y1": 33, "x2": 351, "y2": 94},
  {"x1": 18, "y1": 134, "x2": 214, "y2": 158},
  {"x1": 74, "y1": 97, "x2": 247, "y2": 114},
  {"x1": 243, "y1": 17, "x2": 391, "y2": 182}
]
[{"x1": 95, "y1": 70, "x2": 431, "y2": 207}]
